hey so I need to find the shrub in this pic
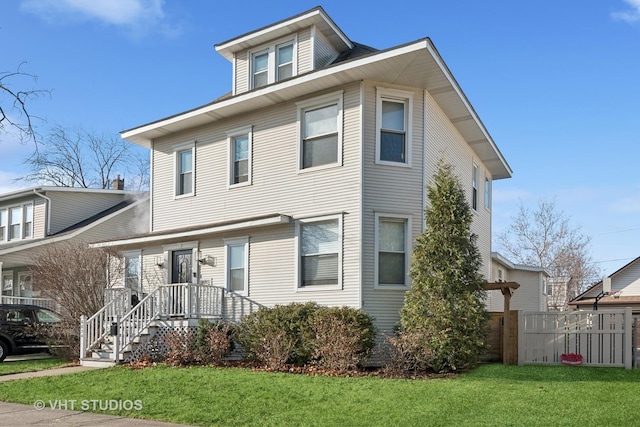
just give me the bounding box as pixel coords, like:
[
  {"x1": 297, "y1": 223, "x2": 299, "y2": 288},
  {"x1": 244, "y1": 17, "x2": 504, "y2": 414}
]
[
  {"x1": 310, "y1": 307, "x2": 376, "y2": 371},
  {"x1": 237, "y1": 302, "x2": 319, "y2": 367},
  {"x1": 195, "y1": 319, "x2": 234, "y2": 364},
  {"x1": 383, "y1": 331, "x2": 433, "y2": 374},
  {"x1": 163, "y1": 329, "x2": 197, "y2": 367},
  {"x1": 33, "y1": 320, "x2": 80, "y2": 362}
]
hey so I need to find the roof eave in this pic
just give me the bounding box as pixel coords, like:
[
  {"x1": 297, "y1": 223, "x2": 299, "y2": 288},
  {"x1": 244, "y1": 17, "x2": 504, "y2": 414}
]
[{"x1": 122, "y1": 39, "x2": 511, "y2": 179}]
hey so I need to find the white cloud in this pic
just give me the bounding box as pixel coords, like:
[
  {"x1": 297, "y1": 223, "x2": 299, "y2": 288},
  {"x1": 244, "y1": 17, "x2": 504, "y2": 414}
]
[
  {"x1": 21, "y1": 0, "x2": 179, "y2": 37},
  {"x1": 612, "y1": 0, "x2": 640, "y2": 23}
]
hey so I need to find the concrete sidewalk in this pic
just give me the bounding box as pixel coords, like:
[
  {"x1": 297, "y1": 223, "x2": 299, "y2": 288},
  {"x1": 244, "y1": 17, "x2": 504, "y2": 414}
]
[{"x1": 0, "y1": 362, "x2": 195, "y2": 426}]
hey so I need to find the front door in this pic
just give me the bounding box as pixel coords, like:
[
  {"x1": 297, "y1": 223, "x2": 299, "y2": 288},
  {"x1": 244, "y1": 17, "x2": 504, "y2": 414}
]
[{"x1": 171, "y1": 250, "x2": 193, "y2": 284}]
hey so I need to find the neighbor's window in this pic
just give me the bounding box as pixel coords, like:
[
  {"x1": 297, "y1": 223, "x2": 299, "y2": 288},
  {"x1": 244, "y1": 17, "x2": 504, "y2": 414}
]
[
  {"x1": 175, "y1": 143, "x2": 195, "y2": 197},
  {"x1": 23, "y1": 204, "x2": 33, "y2": 239},
  {"x1": 0, "y1": 209, "x2": 7, "y2": 241},
  {"x1": 375, "y1": 213, "x2": 411, "y2": 287},
  {"x1": 298, "y1": 92, "x2": 343, "y2": 170},
  {"x1": 9, "y1": 207, "x2": 21, "y2": 240},
  {"x1": 376, "y1": 88, "x2": 413, "y2": 165},
  {"x1": 297, "y1": 216, "x2": 341, "y2": 288},
  {"x1": 227, "y1": 127, "x2": 252, "y2": 187},
  {"x1": 225, "y1": 237, "x2": 248, "y2": 294}
]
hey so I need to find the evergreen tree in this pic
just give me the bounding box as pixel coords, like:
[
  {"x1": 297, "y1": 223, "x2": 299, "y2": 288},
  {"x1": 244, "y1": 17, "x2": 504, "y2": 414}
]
[{"x1": 400, "y1": 160, "x2": 488, "y2": 372}]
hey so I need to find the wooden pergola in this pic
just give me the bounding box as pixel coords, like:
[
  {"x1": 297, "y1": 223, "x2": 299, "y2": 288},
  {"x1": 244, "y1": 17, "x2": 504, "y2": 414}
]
[{"x1": 484, "y1": 281, "x2": 520, "y2": 364}]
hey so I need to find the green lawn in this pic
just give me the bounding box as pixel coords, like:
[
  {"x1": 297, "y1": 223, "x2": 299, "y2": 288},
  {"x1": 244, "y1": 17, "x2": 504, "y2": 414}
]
[
  {"x1": 0, "y1": 357, "x2": 69, "y2": 376},
  {"x1": 0, "y1": 363, "x2": 637, "y2": 426}
]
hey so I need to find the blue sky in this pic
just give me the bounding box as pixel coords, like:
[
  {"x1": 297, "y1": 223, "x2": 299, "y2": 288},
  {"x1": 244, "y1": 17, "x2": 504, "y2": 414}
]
[{"x1": 2, "y1": 0, "x2": 640, "y2": 274}]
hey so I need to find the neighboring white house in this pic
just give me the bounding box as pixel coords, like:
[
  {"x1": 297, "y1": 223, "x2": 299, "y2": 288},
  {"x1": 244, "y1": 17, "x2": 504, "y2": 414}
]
[
  {"x1": 91, "y1": 6, "x2": 512, "y2": 344},
  {"x1": 487, "y1": 252, "x2": 549, "y2": 312},
  {"x1": 0, "y1": 182, "x2": 148, "y2": 308},
  {"x1": 569, "y1": 257, "x2": 640, "y2": 314}
]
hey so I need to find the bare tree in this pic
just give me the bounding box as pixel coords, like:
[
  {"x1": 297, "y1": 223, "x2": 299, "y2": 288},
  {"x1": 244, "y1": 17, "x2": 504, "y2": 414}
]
[
  {"x1": 31, "y1": 242, "x2": 124, "y2": 322},
  {"x1": 495, "y1": 198, "x2": 601, "y2": 310},
  {"x1": 19, "y1": 125, "x2": 149, "y2": 190},
  {"x1": 0, "y1": 62, "x2": 48, "y2": 144}
]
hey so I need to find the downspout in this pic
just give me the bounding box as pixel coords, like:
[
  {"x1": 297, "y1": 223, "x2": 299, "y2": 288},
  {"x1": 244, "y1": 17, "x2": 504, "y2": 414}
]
[{"x1": 32, "y1": 189, "x2": 52, "y2": 236}]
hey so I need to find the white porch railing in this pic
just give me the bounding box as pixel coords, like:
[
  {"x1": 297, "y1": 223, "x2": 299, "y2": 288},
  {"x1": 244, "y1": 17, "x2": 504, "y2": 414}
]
[
  {"x1": 0, "y1": 295, "x2": 59, "y2": 312},
  {"x1": 518, "y1": 309, "x2": 633, "y2": 369},
  {"x1": 80, "y1": 283, "x2": 263, "y2": 362}
]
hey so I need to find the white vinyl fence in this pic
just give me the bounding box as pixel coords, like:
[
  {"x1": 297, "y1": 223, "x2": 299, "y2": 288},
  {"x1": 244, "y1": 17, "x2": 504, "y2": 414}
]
[{"x1": 518, "y1": 309, "x2": 633, "y2": 369}]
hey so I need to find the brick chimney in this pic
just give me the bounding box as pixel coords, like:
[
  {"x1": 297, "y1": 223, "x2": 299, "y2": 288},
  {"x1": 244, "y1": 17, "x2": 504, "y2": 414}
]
[{"x1": 112, "y1": 175, "x2": 124, "y2": 190}]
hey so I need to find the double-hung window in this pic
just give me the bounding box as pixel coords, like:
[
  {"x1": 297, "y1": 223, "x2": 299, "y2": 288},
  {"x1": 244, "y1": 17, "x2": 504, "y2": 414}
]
[
  {"x1": 175, "y1": 143, "x2": 195, "y2": 197},
  {"x1": 296, "y1": 215, "x2": 342, "y2": 289},
  {"x1": 9, "y1": 207, "x2": 21, "y2": 240},
  {"x1": 227, "y1": 127, "x2": 252, "y2": 187},
  {"x1": 225, "y1": 237, "x2": 248, "y2": 295},
  {"x1": 250, "y1": 39, "x2": 296, "y2": 89},
  {"x1": 297, "y1": 92, "x2": 343, "y2": 171},
  {"x1": 23, "y1": 204, "x2": 33, "y2": 239},
  {"x1": 0, "y1": 210, "x2": 6, "y2": 242},
  {"x1": 376, "y1": 88, "x2": 413, "y2": 166},
  {"x1": 375, "y1": 213, "x2": 411, "y2": 288}
]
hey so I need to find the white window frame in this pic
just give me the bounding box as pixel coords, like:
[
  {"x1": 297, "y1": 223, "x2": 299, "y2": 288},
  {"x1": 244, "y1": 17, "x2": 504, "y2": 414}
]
[
  {"x1": 2, "y1": 270, "x2": 14, "y2": 296},
  {"x1": 296, "y1": 91, "x2": 343, "y2": 173},
  {"x1": 294, "y1": 214, "x2": 343, "y2": 291},
  {"x1": 23, "y1": 203, "x2": 33, "y2": 239},
  {"x1": 374, "y1": 212, "x2": 412, "y2": 289},
  {"x1": 0, "y1": 209, "x2": 7, "y2": 242},
  {"x1": 376, "y1": 87, "x2": 413, "y2": 167},
  {"x1": 123, "y1": 250, "x2": 142, "y2": 293},
  {"x1": 8, "y1": 206, "x2": 21, "y2": 241},
  {"x1": 227, "y1": 126, "x2": 253, "y2": 188},
  {"x1": 224, "y1": 237, "x2": 249, "y2": 296},
  {"x1": 248, "y1": 36, "x2": 297, "y2": 89},
  {"x1": 174, "y1": 142, "x2": 195, "y2": 198}
]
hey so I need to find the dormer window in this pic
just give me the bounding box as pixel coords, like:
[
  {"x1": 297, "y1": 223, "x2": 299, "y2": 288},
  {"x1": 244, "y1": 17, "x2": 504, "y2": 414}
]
[{"x1": 249, "y1": 38, "x2": 296, "y2": 89}]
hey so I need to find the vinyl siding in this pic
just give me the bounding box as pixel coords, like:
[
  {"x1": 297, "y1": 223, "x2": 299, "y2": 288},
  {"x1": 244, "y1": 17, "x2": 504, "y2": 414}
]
[
  {"x1": 611, "y1": 259, "x2": 640, "y2": 296},
  {"x1": 33, "y1": 198, "x2": 46, "y2": 239},
  {"x1": 313, "y1": 27, "x2": 338, "y2": 69},
  {"x1": 361, "y1": 81, "x2": 425, "y2": 335},
  {"x1": 297, "y1": 27, "x2": 312, "y2": 74},
  {"x1": 149, "y1": 82, "x2": 363, "y2": 308},
  {"x1": 489, "y1": 270, "x2": 545, "y2": 312},
  {"x1": 234, "y1": 53, "x2": 249, "y2": 95},
  {"x1": 47, "y1": 192, "x2": 130, "y2": 235}
]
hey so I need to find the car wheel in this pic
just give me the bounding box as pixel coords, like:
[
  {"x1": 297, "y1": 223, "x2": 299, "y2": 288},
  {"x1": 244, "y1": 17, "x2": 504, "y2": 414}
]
[{"x1": 0, "y1": 341, "x2": 8, "y2": 362}]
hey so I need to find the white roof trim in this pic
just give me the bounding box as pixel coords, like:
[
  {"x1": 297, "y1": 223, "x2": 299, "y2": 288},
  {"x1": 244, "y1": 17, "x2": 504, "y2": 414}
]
[{"x1": 91, "y1": 214, "x2": 291, "y2": 248}]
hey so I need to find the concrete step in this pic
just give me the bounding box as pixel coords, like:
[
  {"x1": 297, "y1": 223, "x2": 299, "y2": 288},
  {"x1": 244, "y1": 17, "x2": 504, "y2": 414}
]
[{"x1": 80, "y1": 358, "x2": 117, "y2": 368}]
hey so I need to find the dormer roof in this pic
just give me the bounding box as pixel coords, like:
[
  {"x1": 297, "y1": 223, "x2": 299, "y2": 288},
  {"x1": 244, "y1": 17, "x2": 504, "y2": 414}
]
[{"x1": 215, "y1": 6, "x2": 353, "y2": 61}]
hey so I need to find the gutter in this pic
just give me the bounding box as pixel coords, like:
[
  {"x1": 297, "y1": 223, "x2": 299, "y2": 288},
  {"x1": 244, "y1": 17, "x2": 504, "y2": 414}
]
[{"x1": 32, "y1": 189, "x2": 52, "y2": 236}]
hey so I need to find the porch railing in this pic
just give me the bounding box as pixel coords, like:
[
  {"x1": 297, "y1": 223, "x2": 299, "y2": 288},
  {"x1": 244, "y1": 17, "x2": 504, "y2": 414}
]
[
  {"x1": 0, "y1": 295, "x2": 59, "y2": 312},
  {"x1": 83, "y1": 282, "x2": 264, "y2": 362}
]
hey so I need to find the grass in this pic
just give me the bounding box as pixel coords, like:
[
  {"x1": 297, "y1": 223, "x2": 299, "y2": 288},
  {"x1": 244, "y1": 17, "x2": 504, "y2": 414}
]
[
  {"x1": 0, "y1": 357, "x2": 70, "y2": 376},
  {"x1": 0, "y1": 363, "x2": 638, "y2": 426}
]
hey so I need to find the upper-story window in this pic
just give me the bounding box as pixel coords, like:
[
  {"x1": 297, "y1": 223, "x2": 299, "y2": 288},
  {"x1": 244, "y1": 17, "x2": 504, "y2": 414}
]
[
  {"x1": 297, "y1": 91, "x2": 343, "y2": 171},
  {"x1": 2, "y1": 203, "x2": 33, "y2": 242},
  {"x1": 0, "y1": 209, "x2": 7, "y2": 242},
  {"x1": 250, "y1": 38, "x2": 296, "y2": 89},
  {"x1": 175, "y1": 143, "x2": 195, "y2": 198},
  {"x1": 227, "y1": 127, "x2": 252, "y2": 187},
  {"x1": 376, "y1": 88, "x2": 413, "y2": 166},
  {"x1": 484, "y1": 176, "x2": 491, "y2": 210}
]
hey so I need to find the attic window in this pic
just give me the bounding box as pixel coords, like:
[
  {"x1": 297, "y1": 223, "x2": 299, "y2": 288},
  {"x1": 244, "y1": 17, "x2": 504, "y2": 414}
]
[{"x1": 249, "y1": 37, "x2": 297, "y2": 89}]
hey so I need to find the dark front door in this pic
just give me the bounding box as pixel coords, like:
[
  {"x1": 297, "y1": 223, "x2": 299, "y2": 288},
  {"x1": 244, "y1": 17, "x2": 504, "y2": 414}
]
[{"x1": 171, "y1": 250, "x2": 192, "y2": 284}]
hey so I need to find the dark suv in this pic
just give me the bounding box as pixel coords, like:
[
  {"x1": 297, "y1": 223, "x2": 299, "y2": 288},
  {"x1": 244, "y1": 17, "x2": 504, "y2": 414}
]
[{"x1": 0, "y1": 304, "x2": 61, "y2": 362}]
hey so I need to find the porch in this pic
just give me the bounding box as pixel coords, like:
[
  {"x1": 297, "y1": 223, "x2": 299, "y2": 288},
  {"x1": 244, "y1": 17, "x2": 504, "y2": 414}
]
[
  {"x1": 79, "y1": 282, "x2": 263, "y2": 366},
  {"x1": 0, "y1": 295, "x2": 59, "y2": 312}
]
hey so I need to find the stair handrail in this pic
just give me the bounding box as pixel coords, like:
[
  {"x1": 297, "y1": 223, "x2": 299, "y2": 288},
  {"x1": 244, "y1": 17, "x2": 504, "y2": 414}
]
[
  {"x1": 80, "y1": 299, "x2": 116, "y2": 359},
  {"x1": 113, "y1": 287, "x2": 161, "y2": 361}
]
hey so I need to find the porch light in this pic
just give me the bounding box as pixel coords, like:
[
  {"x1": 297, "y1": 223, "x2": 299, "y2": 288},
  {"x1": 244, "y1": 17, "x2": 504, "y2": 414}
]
[
  {"x1": 198, "y1": 255, "x2": 216, "y2": 266},
  {"x1": 154, "y1": 256, "x2": 165, "y2": 269}
]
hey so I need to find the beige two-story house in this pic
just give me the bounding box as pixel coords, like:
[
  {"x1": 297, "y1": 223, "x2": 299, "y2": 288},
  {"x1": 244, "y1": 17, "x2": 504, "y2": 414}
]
[
  {"x1": 0, "y1": 183, "x2": 148, "y2": 308},
  {"x1": 91, "y1": 7, "x2": 512, "y2": 350}
]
